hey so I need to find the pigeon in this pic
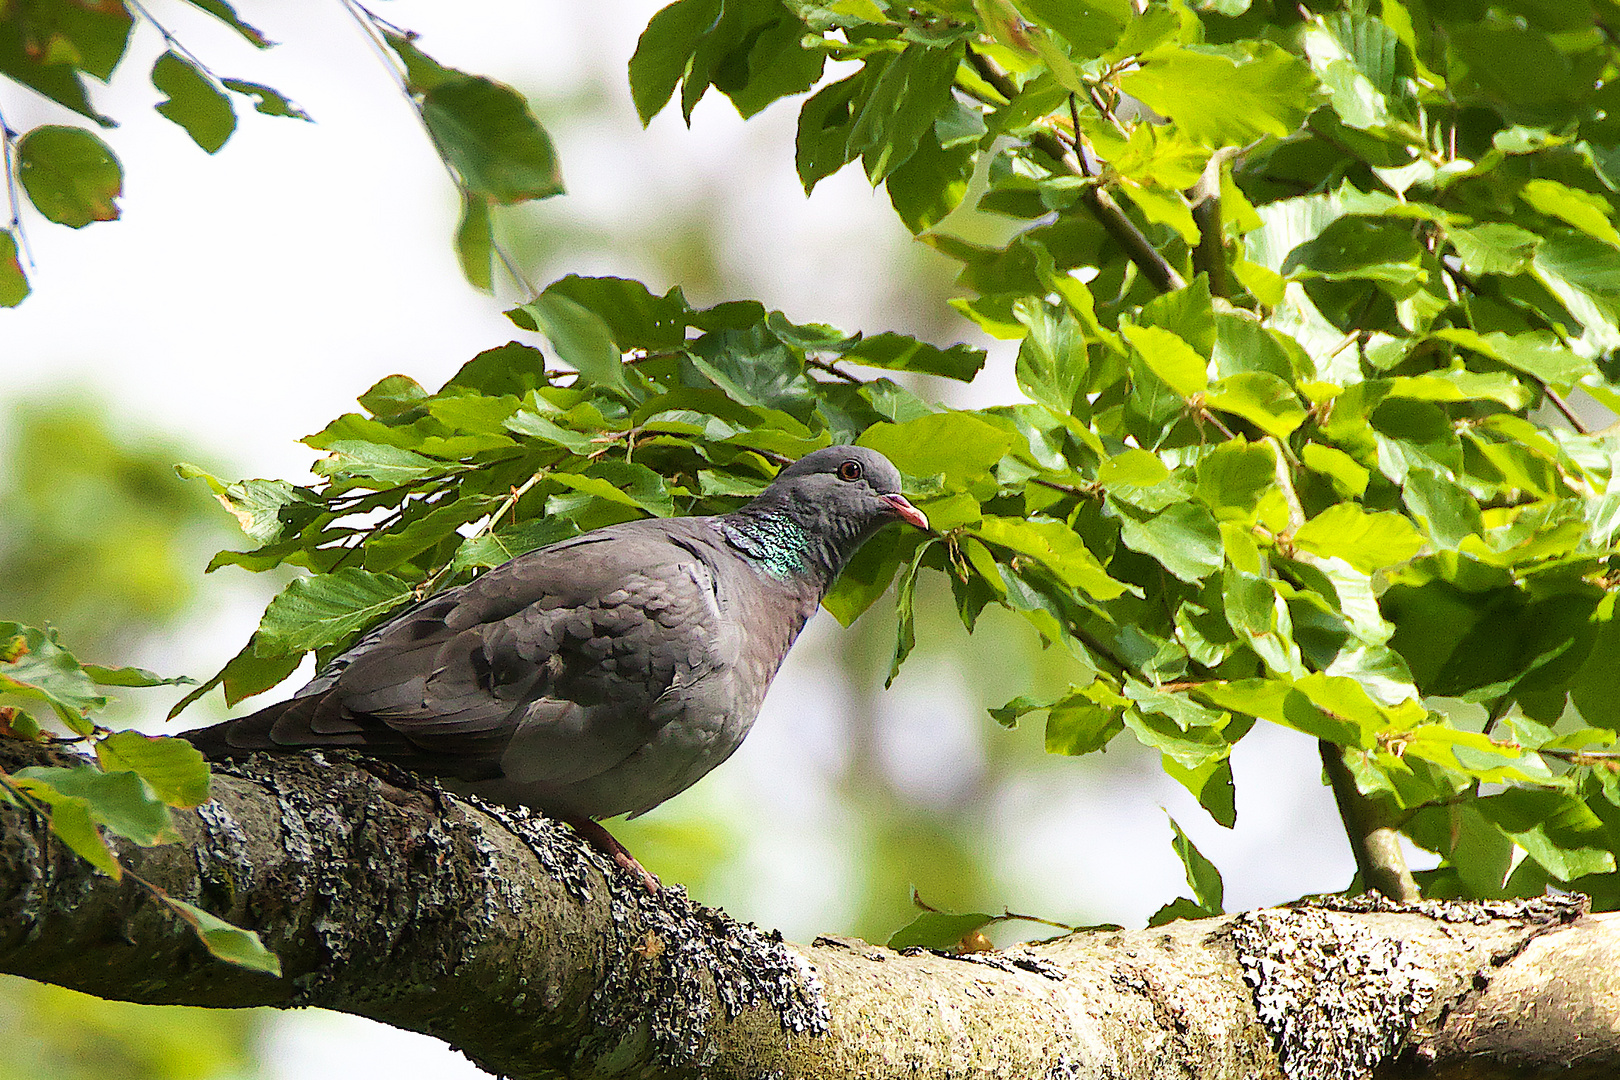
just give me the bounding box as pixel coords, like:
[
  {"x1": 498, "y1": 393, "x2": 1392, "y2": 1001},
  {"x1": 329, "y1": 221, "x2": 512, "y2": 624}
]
[{"x1": 185, "y1": 445, "x2": 928, "y2": 889}]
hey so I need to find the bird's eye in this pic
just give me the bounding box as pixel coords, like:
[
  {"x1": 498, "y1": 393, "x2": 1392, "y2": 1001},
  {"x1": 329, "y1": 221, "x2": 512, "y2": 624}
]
[{"x1": 837, "y1": 459, "x2": 863, "y2": 482}]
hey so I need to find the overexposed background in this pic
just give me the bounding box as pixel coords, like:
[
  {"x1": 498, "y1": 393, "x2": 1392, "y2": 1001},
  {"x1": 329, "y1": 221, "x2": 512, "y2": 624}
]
[{"x1": 1, "y1": 2, "x2": 1353, "y2": 1076}]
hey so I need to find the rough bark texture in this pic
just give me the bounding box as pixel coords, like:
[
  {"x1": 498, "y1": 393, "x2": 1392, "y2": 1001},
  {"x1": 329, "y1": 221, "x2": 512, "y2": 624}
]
[{"x1": 0, "y1": 738, "x2": 1615, "y2": 1080}]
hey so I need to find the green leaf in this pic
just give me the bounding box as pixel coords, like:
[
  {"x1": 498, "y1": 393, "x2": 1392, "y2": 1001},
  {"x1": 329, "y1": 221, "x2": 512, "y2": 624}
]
[
  {"x1": 1447, "y1": 222, "x2": 1539, "y2": 276},
  {"x1": 181, "y1": 0, "x2": 274, "y2": 48},
  {"x1": 176, "y1": 464, "x2": 322, "y2": 545},
  {"x1": 15, "y1": 765, "x2": 177, "y2": 846},
  {"x1": 1098, "y1": 449, "x2": 1170, "y2": 488},
  {"x1": 552, "y1": 461, "x2": 674, "y2": 517},
  {"x1": 1432, "y1": 328, "x2": 1596, "y2": 390},
  {"x1": 1292, "y1": 502, "x2": 1424, "y2": 573},
  {"x1": 8, "y1": 779, "x2": 120, "y2": 878},
  {"x1": 1122, "y1": 43, "x2": 1318, "y2": 148},
  {"x1": 823, "y1": 527, "x2": 912, "y2": 627},
  {"x1": 256, "y1": 570, "x2": 415, "y2": 654},
  {"x1": 975, "y1": 516, "x2": 1131, "y2": 600},
  {"x1": 83, "y1": 664, "x2": 193, "y2": 689},
  {"x1": 1477, "y1": 788, "x2": 1614, "y2": 882},
  {"x1": 16, "y1": 126, "x2": 122, "y2": 227},
  {"x1": 163, "y1": 898, "x2": 283, "y2": 976},
  {"x1": 1521, "y1": 179, "x2": 1620, "y2": 250},
  {"x1": 514, "y1": 291, "x2": 624, "y2": 390},
  {"x1": 1013, "y1": 301, "x2": 1086, "y2": 414},
  {"x1": 1112, "y1": 500, "x2": 1224, "y2": 584},
  {"x1": 152, "y1": 52, "x2": 237, "y2": 153},
  {"x1": 847, "y1": 42, "x2": 964, "y2": 183},
  {"x1": 0, "y1": 622, "x2": 105, "y2": 734},
  {"x1": 842, "y1": 333, "x2": 986, "y2": 382},
  {"x1": 1203, "y1": 372, "x2": 1307, "y2": 438},
  {"x1": 423, "y1": 76, "x2": 564, "y2": 203},
  {"x1": 0, "y1": 230, "x2": 28, "y2": 307},
  {"x1": 96, "y1": 732, "x2": 211, "y2": 808},
  {"x1": 1194, "y1": 439, "x2": 1277, "y2": 524},
  {"x1": 1044, "y1": 681, "x2": 1130, "y2": 755},
  {"x1": 1121, "y1": 324, "x2": 1208, "y2": 398},
  {"x1": 1013, "y1": 0, "x2": 1132, "y2": 56},
  {"x1": 630, "y1": 0, "x2": 724, "y2": 123},
  {"x1": 886, "y1": 127, "x2": 973, "y2": 233},
  {"x1": 796, "y1": 73, "x2": 862, "y2": 192},
  {"x1": 314, "y1": 441, "x2": 442, "y2": 487},
  {"x1": 451, "y1": 517, "x2": 580, "y2": 572},
  {"x1": 1167, "y1": 814, "x2": 1223, "y2": 912},
  {"x1": 887, "y1": 909, "x2": 998, "y2": 952},
  {"x1": 454, "y1": 191, "x2": 494, "y2": 292},
  {"x1": 858, "y1": 412, "x2": 1013, "y2": 491},
  {"x1": 887, "y1": 539, "x2": 933, "y2": 687},
  {"x1": 546, "y1": 275, "x2": 690, "y2": 351},
  {"x1": 220, "y1": 78, "x2": 310, "y2": 120}
]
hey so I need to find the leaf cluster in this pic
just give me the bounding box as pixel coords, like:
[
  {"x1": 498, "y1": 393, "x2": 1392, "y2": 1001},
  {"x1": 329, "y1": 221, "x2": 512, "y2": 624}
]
[{"x1": 0, "y1": 622, "x2": 278, "y2": 975}]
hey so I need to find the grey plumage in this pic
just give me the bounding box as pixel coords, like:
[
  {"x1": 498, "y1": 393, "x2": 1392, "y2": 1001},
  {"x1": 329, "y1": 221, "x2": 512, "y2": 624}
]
[{"x1": 185, "y1": 447, "x2": 927, "y2": 842}]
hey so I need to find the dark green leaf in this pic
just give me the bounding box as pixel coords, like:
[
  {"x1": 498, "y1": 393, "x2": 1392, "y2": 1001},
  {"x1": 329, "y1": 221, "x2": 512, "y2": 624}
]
[
  {"x1": 842, "y1": 333, "x2": 986, "y2": 382},
  {"x1": 1167, "y1": 814, "x2": 1224, "y2": 912},
  {"x1": 152, "y1": 52, "x2": 237, "y2": 154},
  {"x1": 630, "y1": 0, "x2": 723, "y2": 123},
  {"x1": 423, "y1": 77, "x2": 564, "y2": 203},
  {"x1": 220, "y1": 78, "x2": 310, "y2": 119},
  {"x1": 514, "y1": 291, "x2": 624, "y2": 390},
  {"x1": 15, "y1": 765, "x2": 177, "y2": 846},
  {"x1": 0, "y1": 230, "x2": 28, "y2": 307},
  {"x1": 256, "y1": 570, "x2": 415, "y2": 654},
  {"x1": 16, "y1": 126, "x2": 122, "y2": 227},
  {"x1": 454, "y1": 191, "x2": 494, "y2": 292},
  {"x1": 181, "y1": 0, "x2": 274, "y2": 48}
]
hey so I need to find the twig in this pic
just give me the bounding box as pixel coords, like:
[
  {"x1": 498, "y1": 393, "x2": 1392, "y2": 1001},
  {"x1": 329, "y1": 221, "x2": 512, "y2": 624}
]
[
  {"x1": 1543, "y1": 386, "x2": 1591, "y2": 435},
  {"x1": 807, "y1": 357, "x2": 862, "y2": 384},
  {"x1": 964, "y1": 47, "x2": 1184, "y2": 294},
  {"x1": 0, "y1": 104, "x2": 31, "y2": 267},
  {"x1": 336, "y1": 0, "x2": 538, "y2": 298}
]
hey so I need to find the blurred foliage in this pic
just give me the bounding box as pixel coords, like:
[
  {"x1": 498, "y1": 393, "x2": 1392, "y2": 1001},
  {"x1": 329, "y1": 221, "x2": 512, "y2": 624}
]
[
  {"x1": 0, "y1": 977, "x2": 258, "y2": 1080},
  {"x1": 0, "y1": 395, "x2": 266, "y2": 1071},
  {"x1": 0, "y1": 398, "x2": 221, "y2": 658}
]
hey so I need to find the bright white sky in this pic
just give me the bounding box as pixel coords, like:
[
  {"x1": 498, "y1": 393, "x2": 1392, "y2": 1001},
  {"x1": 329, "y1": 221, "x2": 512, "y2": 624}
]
[{"x1": 2, "y1": 3, "x2": 1362, "y2": 1076}]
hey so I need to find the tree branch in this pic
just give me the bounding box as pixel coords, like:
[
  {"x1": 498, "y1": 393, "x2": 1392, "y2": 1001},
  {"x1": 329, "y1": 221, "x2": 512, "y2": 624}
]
[
  {"x1": 1, "y1": 740, "x2": 1615, "y2": 1079},
  {"x1": 1319, "y1": 739, "x2": 1421, "y2": 902},
  {"x1": 964, "y1": 48, "x2": 1185, "y2": 294}
]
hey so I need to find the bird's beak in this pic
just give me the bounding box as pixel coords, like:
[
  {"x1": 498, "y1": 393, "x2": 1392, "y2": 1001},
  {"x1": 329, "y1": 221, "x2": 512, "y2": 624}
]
[{"x1": 882, "y1": 493, "x2": 929, "y2": 531}]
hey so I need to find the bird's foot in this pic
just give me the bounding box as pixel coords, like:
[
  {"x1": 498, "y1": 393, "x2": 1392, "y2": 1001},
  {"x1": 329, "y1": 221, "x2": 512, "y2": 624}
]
[{"x1": 567, "y1": 817, "x2": 661, "y2": 893}]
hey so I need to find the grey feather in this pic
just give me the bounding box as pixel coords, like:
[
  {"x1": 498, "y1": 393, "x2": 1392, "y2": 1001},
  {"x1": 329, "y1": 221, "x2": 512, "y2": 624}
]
[{"x1": 185, "y1": 446, "x2": 928, "y2": 824}]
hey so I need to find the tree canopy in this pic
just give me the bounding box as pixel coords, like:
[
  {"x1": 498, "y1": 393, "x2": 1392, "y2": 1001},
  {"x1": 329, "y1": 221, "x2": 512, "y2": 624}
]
[{"x1": 8, "y1": 0, "x2": 1620, "y2": 1072}]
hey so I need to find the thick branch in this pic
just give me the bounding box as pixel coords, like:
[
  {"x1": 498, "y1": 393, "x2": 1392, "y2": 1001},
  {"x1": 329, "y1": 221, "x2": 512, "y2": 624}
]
[
  {"x1": 1320, "y1": 739, "x2": 1421, "y2": 902},
  {"x1": 0, "y1": 740, "x2": 1615, "y2": 1079}
]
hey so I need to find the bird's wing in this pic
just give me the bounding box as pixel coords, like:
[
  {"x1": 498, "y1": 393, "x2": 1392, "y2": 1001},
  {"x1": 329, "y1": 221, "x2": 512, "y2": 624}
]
[{"x1": 244, "y1": 522, "x2": 732, "y2": 783}]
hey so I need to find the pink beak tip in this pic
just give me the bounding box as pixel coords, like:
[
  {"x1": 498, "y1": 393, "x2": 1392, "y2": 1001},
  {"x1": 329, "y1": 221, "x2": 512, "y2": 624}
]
[{"x1": 884, "y1": 494, "x2": 930, "y2": 532}]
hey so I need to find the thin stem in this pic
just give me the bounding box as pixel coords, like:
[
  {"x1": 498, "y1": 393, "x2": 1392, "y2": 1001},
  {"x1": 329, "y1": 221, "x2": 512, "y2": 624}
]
[
  {"x1": 807, "y1": 357, "x2": 862, "y2": 384},
  {"x1": 1543, "y1": 386, "x2": 1591, "y2": 435},
  {"x1": 963, "y1": 46, "x2": 1183, "y2": 294},
  {"x1": 0, "y1": 104, "x2": 31, "y2": 266},
  {"x1": 416, "y1": 468, "x2": 547, "y2": 596},
  {"x1": 336, "y1": 0, "x2": 537, "y2": 298}
]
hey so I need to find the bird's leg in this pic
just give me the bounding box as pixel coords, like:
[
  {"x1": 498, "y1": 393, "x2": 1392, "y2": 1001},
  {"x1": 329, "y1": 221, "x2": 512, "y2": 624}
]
[{"x1": 566, "y1": 817, "x2": 661, "y2": 893}]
